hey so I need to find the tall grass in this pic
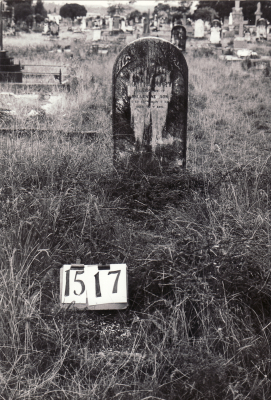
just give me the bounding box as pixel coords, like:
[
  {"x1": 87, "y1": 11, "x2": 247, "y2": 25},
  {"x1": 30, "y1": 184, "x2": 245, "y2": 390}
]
[{"x1": 0, "y1": 38, "x2": 271, "y2": 399}]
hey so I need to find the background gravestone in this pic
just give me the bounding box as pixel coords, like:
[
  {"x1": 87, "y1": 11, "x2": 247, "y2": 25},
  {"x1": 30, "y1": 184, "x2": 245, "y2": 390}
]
[
  {"x1": 112, "y1": 37, "x2": 188, "y2": 172},
  {"x1": 210, "y1": 19, "x2": 222, "y2": 44},
  {"x1": 194, "y1": 19, "x2": 204, "y2": 38},
  {"x1": 171, "y1": 25, "x2": 186, "y2": 51},
  {"x1": 256, "y1": 18, "x2": 267, "y2": 40}
]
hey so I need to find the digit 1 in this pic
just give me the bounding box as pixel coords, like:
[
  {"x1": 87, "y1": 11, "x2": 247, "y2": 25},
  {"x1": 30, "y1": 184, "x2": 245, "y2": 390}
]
[
  {"x1": 64, "y1": 269, "x2": 70, "y2": 296},
  {"x1": 94, "y1": 272, "x2": 102, "y2": 297}
]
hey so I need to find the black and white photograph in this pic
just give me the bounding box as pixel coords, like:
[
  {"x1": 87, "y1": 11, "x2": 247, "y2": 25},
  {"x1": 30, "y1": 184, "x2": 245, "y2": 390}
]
[{"x1": 1, "y1": 0, "x2": 271, "y2": 398}]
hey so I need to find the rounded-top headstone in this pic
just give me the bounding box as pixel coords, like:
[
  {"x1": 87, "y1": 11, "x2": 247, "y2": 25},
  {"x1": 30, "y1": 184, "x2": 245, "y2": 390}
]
[
  {"x1": 171, "y1": 25, "x2": 187, "y2": 51},
  {"x1": 112, "y1": 37, "x2": 188, "y2": 172}
]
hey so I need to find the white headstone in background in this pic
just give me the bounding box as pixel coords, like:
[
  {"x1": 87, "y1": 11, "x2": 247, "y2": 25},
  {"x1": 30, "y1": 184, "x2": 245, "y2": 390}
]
[
  {"x1": 81, "y1": 17, "x2": 86, "y2": 30},
  {"x1": 121, "y1": 20, "x2": 126, "y2": 32},
  {"x1": 93, "y1": 29, "x2": 101, "y2": 41},
  {"x1": 43, "y1": 22, "x2": 49, "y2": 34},
  {"x1": 210, "y1": 27, "x2": 221, "y2": 44},
  {"x1": 109, "y1": 17, "x2": 113, "y2": 32},
  {"x1": 229, "y1": 13, "x2": 233, "y2": 25},
  {"x1": 194, "y1": 19, "x2": 204, "y2": 38}
]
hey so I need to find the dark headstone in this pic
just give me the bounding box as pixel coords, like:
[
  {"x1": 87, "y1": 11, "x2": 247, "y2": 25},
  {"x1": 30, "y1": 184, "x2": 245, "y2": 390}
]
[
  {"x1": 171, "y1": 25, "x2": 186, "y2": 51},
  {"x1": 143, "y1": 15, "x2": 150, "y2": 35},
  {"x1": 0, "y1": 50, "x2": 22, "y2": 83},
  {"x1": 112, "y1": 37, "x2": 188, "y2": 172},
  {"x1": 92, "y1": 44, "x2": 99, "y2": 54},
  {"x1": 113, "y1": 15, "x2": 120, "y2": 30}
]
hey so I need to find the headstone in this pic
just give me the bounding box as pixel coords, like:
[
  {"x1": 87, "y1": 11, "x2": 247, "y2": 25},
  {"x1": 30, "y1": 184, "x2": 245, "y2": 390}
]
[
  {"x1": 0, "y1": 50, "x2": 22, "y2": 83},
  {"x1": 210, "y1": 20, "x2": 221, "y2": 44},
  {"x1": 154, "y1": 14, "x2": 158, "y2": 29},
  {"x1": 143, "y1": 14, "x2": 150, "y2": 35},
  {"x1": 92, "y1": 44, "x2": 99, "y2": 54},
  {"x1": 245, "y1": 31, "x2": 251, "y2": 42},
  {"x1": 229, "y1": 13, "x2": 233, "y2": 26},
  {"x1": 93, "y1": 29, "x2": 101, "y2": 41},
  {"x1": 121, "y1": 20, "x2": 126, "y2": 32},
  {"x1": 109, "y1": 17, "x2": 113, "y2": 32},
  {"x1": 113, "y1": 15, "x2": 120, "y2": 30},
  {"x1": 81, "y1": 17, "x2": 86, "y2": 30},
  {"x1": 112, "y1": 38, "x2": 188, "y2": 171},
  {"x1": 210, "y1": 28, "x2": 221, "y2": 44},
  {"x1": 194, "y1": 19, "x2": 204, "y2": 38},
  {"x1": 256, "y1": 18, "x2": 267, "y2": 40},
  {"x1": 171, "y1": 25, "x2": 186, "y2": 51},
  {"x1": 43, "y1": 22, "x2": 49, "y2": 34}
]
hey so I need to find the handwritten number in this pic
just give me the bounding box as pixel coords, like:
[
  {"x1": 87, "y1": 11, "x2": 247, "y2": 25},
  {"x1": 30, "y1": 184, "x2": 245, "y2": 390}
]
[
  {"x1": 64, "y1": 269, "x2": 85, "y2": 297},
  {"x1": 108, "y1": 270, "x2": 121, "y2": 294},
  {"x1": 64, "y1": 268, "x2": 122, "y2": 299},
  {"x1": 94, "y1": 272, "x2": 102, "y2": 297},
  {"x1": 74, "y1": 271, "x2": 85, "y2": 296},
  {"x1": 64, "y1": 269, "x2": 70, "y2": 296}
]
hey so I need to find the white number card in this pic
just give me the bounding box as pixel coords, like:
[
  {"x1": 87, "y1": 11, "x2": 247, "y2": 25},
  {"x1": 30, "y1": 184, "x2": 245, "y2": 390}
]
[{"x1": 60, "y1": 264, "x2": 128, "y2": 310}]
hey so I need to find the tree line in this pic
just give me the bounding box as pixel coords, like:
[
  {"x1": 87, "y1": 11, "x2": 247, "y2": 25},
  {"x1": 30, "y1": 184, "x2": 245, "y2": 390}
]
[{"x1": 5, "y1": 0, "x2": 87, "y2": 26}]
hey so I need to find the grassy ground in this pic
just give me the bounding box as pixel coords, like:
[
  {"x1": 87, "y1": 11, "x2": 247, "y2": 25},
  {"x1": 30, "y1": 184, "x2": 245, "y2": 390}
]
[{"x1": 0, "y1": 34, "x2": 271, "y2": 399}]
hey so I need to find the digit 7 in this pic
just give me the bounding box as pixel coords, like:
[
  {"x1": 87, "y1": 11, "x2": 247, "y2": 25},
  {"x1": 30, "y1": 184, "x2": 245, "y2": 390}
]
[{"x1": 108, "y1": 270, "x2": 121, "y2": 293}]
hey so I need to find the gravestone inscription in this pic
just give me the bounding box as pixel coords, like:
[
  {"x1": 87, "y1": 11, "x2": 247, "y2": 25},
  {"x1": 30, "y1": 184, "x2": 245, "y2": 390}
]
[
  {"x1": 112, "y1": 38, "x2": 188, "y2": 171},
  {"x1": 171, "y1": 25, "x2": 186, "y2": 51}
]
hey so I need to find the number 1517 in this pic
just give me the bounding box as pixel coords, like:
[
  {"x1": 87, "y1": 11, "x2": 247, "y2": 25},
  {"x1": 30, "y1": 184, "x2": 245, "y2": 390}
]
[{"x1": 60, "y1": 264, "x2": 128, "y2": 309}]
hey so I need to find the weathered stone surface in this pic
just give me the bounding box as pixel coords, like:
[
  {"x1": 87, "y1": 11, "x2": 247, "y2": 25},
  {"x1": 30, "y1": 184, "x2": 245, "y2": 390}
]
[
  {"x1": 171, "y1": 25, "x2": 186, "y2": 51},
  {"x1": 112, "y1": 37, "x2": 188, "y2": 172}
]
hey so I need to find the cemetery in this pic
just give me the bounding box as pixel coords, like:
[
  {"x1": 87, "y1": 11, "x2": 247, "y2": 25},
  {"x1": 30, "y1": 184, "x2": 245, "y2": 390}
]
[{"x1": 1, "y1": 1, "x2": 271, "y2": 399}]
